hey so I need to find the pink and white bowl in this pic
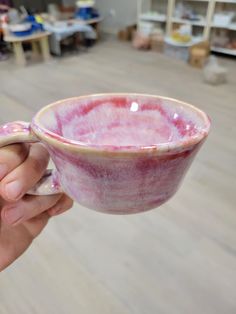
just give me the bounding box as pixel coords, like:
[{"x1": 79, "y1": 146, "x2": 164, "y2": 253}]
[{"x1": 0, "y1": 93, "x2": 211, "y2": 214}]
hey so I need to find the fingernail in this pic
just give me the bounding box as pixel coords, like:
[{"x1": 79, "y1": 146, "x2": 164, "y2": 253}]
[
  {"x1": 0, "y1": 164, "x2": 8, "y2": 180},
  {"x1": 5, "y1": 181, "x2": 23, "y2": 200},
  {"x1": 4, "y1": 207, "x2": 23, "y2": 225}
]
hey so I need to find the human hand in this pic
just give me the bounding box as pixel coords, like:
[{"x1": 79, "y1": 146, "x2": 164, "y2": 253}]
[{"x1": 0, "y1": 143, "x2": 73, "y2": 271}]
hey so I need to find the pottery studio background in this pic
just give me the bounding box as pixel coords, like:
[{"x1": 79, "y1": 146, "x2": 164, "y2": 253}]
[{"x1": 0, "y1": 1, "x2": 236, "y2": 314}]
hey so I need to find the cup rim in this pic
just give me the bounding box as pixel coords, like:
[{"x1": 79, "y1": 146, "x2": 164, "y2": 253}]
[{"x1": 32, "y1": 93, "x2": 211, "y2": 156}]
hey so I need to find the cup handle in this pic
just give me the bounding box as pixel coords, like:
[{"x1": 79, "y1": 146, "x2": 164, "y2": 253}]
[{"x1": 0, "y1": 121, "x2": 63, "y2": 195}]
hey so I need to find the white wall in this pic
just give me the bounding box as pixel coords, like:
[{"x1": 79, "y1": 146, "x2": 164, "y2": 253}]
[
  {"x1": 96, "y1": 0, "x2": 138, "y2": 33},
  {"x1": 62, "y1": 0, "x2": 77, "y2": 6},
  {"x1": 61, "y1": 0, "x2": 138, "y2": 33}
]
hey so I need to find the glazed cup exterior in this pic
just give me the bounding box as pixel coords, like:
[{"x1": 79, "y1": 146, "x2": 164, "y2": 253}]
[{"x1": 40, "y1": 140, "x2": 203, "y2": 214}]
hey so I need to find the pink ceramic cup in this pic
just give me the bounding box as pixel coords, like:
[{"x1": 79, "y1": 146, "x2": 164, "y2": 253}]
[{"x1": 0, "y1": 94, "x2": 210, "y2": 214}]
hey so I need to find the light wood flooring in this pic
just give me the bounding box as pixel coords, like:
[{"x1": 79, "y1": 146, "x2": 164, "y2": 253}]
[{"x1": 0, "y1": 38, "x2": 236, "y2": 314}]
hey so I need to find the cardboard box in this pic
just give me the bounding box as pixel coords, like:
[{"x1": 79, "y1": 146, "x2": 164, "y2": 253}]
[
  {"x1": 150, "y1": 36, "x2": 164, "y2": 53},
  {"x1": 126, "y1": 24, "x2": 136, "y2": 41},
  {"x1": 118, "y1": 29, "x2": 129, "y2": 41},
  {"x1": 118, "y1": 25, "x2": 137, "y2": 42},
  {"x1": 189, "y1": 41, "x2": 210, "y2": 68}
]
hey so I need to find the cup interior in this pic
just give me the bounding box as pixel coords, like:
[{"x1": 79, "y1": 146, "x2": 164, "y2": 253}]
[{"x1": 35, "y1": 94, "x2": 210, "y2": 149}]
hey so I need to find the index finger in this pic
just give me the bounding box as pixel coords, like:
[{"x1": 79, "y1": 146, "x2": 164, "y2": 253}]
[{"x1": 0, "y1": 144, "x2": 29, "y2": 181}]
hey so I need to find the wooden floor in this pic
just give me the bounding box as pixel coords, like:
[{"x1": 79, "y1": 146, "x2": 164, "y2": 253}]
[{"x1": 0, "y1": 38, "x2": 236, "y2": 314}]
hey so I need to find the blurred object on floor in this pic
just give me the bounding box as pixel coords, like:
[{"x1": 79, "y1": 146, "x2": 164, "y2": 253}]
[
  {"x1": 132, "y1": 31, "x2": 150, "y2": 50},
  {"x1": 132, "y1": 21, "x2": 153, "y2": 50},
  {"x1": 118, "y1": 29, "x2": 129, "y2": 41},
  {"x1": 118, "y1": 24, "x2": 136, "y2": 42},
  {"x1": 150, "y1": 28, "x2": 164, "y2": 53},
  {"x1": 164, "y1": 40, "x2": 189, "y2": 61},
  {"x1": 189, "y1": 41, "x2": 210, "y2": 68},
  {"x1": 203, "y1": 55, "x2": 227, "y2": 85},
  {"x1": 164, "y1": 35, "x2": 202, "y2": 62},
  {"x1": 127, "y1": 24, "x2": 137, "y2": 41}
]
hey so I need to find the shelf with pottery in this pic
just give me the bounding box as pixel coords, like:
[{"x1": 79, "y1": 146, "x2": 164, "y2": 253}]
[
  {"x1": 215, "y1": 0, "x2": 236, "y2": 3},
  {"x1": 139, "y1": 13, "x2": 207, "y2": 26},
  {"x1": 211, "y1": 22, "x2": 236, "y2": 29},
  {"x1": 138, "y1": 0, "x2": 236, "y2": 55},
  {"x1": 138, "y1": 0, "x2": 209, "y2": 44},
  {"x1": 183, "y1": 0, "x2": 209, "y2": 2},
  {"x1": 171, "y1": 20, "x2": 236, "y2": 30},
  {"x1": 210, "y1": 0, "x2": 236, "y2": 55},
  {"x1": 139, "y1": 12, "x2": 167, "y2": 22},
  {"x1": 172, "y1": 17, "x2": 206, "y2": 26},
  {"x1": 137, "y1": 0, "x2": 170, "y2": 35},
  {"x1": 211, "y1": 45, "x2": 236, "y2": 54},
  {"x1": 174, "y1": 0, "x2": 236, "y2": 4}
]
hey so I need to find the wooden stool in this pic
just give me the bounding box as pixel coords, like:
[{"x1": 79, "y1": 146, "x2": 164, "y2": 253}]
[{"x1": 4, "y1": 31, "x2": 51, "y2": 66}]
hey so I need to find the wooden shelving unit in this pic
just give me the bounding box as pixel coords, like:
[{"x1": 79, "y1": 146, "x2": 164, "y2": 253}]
[
  {"x1": 211, "y1": 45, "x2": 236, "y2": 54},
  {"x1": 137, "y1": 0, "x2": 236, "y2": 55}
]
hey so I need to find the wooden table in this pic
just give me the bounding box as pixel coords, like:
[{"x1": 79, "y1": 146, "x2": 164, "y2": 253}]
[
  {"x1": 68, "y1": 16, "x2": 103, "y2": 26},
  {"x1": 4, "y1": 31, "x2": 51, "y2": 66},
  {"x1": 69, "y1": 17, "x2": 103, "y2": 38},
  {"x1": 45, "y1": 17, "x2": 103, "y2": 55}
]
